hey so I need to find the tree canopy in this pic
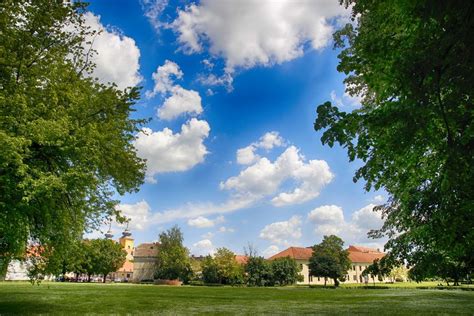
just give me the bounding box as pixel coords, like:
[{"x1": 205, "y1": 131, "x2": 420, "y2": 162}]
[
  {"x1": 314, "y1": 0, "x2": 473, "y2": 278},
  {"x1": 308, "y1": 235, "x2": 351, "y2": 287},
  {"x1": 0, "y1": 0, "x2": 145, "y2": 269},
  {"x1": 154, "y1": 226, "x2": 193, "y2": 282}
]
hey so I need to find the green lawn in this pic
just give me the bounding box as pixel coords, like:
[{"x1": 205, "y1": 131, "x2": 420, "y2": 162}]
[{"x1": 0, "y1": 282, "x2": 473, "y2": 315}]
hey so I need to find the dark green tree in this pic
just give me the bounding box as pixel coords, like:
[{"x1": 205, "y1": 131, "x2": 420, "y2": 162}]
[
  {"x1": 271, "y1": 257, "x2": 301, "y2": 286},
  {"x1": 0, "y1": 0, "x2": 146, "y2": 270},
  {"x1": 201, "y1": 255, "x2": 220, "y2": 284},
  {"x1": 308, "y1": 235, "x2": 351, "y2": 287},
  {"x1": 362, "y1": 258, "x2": 390, "y2": 286},
  {"x1": 245, "y1": 256, "x2": 273, "y2": 287},
  {"x1": 155, "y1": 226, "x2": 193, "y2": 283},
  {"x1": 90, "y1": 239, "x2": 126, "y2": 283},
  {"x1": 314, "y1": 1, "x2": 473, "y2": 276}
]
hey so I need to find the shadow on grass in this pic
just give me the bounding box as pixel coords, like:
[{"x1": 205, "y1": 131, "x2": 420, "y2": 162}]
[{"x1": 0, "y1": 301, "x2": 55, "y2": 314}]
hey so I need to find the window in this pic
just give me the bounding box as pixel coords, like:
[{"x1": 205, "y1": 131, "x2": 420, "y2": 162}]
[
  {"x1": 300, "y1": 264, "x2": 303, "y2": 270},
  {"x1": 359, "y1": 265, "x2": 362, "y2": 271},
  {"x1": 309, "y1": 275, "x2": 313, "y2": 282},
  {"x1": 128, "y1": 245, "x2": 131, "y2": 249},
  {"x1": 352, "y1": 265, "x2": 355, "y2": 271},
  {"x1": 127, "y1": 273, "x2": 131, "y2": 278},
  {"x1": 353, "y1": 275, "x2": 357, "y2": 281},
  {"x1": 318, "y1": 277, "x2": 320, "y2": 281}
]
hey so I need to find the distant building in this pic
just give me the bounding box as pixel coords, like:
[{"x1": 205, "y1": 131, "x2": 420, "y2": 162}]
[
  {"x1": 110, "y1": 229, "x2": 135, "y2": 282},
  {"x1": 269, "y1": 245, "x2": 387, "y2": 285},
  {"x1": 132, "y1": 242, "x2": 159, "y2": 282}
]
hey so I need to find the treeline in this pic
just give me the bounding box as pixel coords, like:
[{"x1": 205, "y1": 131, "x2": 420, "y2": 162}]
[{"x1": 28, "y1": 239, "x2": 126, "y2": 283}]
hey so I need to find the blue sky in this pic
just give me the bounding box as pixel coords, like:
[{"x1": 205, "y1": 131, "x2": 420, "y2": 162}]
[{"x1": 84, "y1": 0, "x2": 386, "y2": 257}]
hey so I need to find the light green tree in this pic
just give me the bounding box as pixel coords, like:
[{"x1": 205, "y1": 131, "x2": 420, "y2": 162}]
[
  {"x1": 155, "y1": 226, "x2": 193, "y2": 283},
  {"x1": 0, "y1": 0, "x2": 145, "y2": 273}
]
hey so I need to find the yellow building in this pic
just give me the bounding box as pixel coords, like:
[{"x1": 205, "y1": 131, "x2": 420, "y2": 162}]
[
  {"x1": 109, "y1": 229, "x2": 134, "y2": 282},
  {"x1": 269, "y1": 245, "x2": 388, "y2": 285}
]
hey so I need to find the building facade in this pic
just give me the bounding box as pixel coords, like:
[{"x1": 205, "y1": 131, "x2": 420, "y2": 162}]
[
  {"x1": 269, "y1": 245, "x2": 387, "y2": 285},
  {"x1": 132, "y1": 242, "x2": 159, "y2": 283}
]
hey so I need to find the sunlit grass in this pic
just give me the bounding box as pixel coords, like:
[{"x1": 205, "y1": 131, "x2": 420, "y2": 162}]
[{"x1": 1, "y1": 282, "x2": 472, "y2": 315}]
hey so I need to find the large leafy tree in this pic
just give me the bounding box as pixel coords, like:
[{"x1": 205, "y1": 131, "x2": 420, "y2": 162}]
[
  {"x1": 154, "y1": 226, "x2": 193, "y2": 282},
  {"x1": 308, "y1": 235, "x2": 351, "y2": 287},
  {"x1": 0, "y1": 0, "x2": 145, "y2": 270},
  {"x1": 315, "y1": 1, "x2": 473, "y2": 276},
  {"x1": 90, "y1": 239, "x2": 126, "y2": 283},
  {"x1": 270, "y1": 257, "x2": 301, "y2": 286},
  {"x1": 245, "y1": 256, "x2": 273, "y2": 287}
]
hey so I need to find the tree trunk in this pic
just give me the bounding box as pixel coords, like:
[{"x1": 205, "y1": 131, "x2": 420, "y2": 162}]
[
  {"x1": 87, "y1": 274, "x2": 91, "y2": 282},
  {"x1": 324, "y1": 277, "x2": 327, "y2": 287},
  {"x1": 75, "y1": 273, "x2": 79, "y2": 282},
  {"x1": 334, "y1": 278, "x2": 339, "y2": 287},
  {"x1": 103, "y1": 274, "x2": 107, "y2": 283}
]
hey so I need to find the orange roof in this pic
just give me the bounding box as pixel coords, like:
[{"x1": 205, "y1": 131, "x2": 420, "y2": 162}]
[
  {"x1": 118, "y1": 261, "x2": 134, "y2": 272},
  {"x1": 268, "y1": 245, "x2": 385, "y2": 264},
  {"x1": 268, "y1": 247, "x2": 313, "y2": 260},
  {"x1": 235, "y1": 255, "x2": 248, "y2": 265}
]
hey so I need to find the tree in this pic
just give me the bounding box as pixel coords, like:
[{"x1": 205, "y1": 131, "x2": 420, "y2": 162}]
[
  {"x1": 308, "y1": 235, "x2": 351, "y2": 287},
  {"x1": 201, "y1": 255, "x2": 220, "y2": 284},
  {"x1": 245, "y1": 256, "x2": 273, "y2": 287},
  {"x1": 362, "y1": 258, "x2": 390, "y2": 286},
  {"x1": 271, "y1": 257, "x2": 301, "y2": 286},
  {"x1": 90, "y1": 239, "x2": 126, "y2": 283},
  {"x1": 154, "y1": 226, "x2": 192, "y2": 283},
  {"x1": 314, "y1": 1, "x2": 473, "y2": 277},
  {"x1": 0, "y1": 0, "x2": 145, "y2": 269},
  {"x1": 213, "y1": 248, "x2": 244, "y2": 285}
]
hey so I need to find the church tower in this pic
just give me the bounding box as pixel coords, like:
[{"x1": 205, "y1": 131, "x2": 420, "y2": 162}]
[{"x1": 119, "y1": 227, "x2": 134, "y2": 262}]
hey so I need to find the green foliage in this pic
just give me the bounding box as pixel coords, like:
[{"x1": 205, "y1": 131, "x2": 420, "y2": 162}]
[
  {"x1": 201, "y1": 255, "x2": 220, "y2": 284},
  {"x1": 362, "y1": 258, "x2": 390, "y2": 285},
  {"x1": 154, "y1": 226, "x2": 193, "y2": 282},
  {"x1": 308, "y1": 235, "x2": 351, "y2": 287},
  {"x1": 0, "y1": 1, "x2": 146, "y2": 264},
  {"x1": 314, "y1": 0, "x2": 474, "y2": 277},
  {"x1": 89, "y1": 239, "x2": 126, "y2": 283},
  {"x1": 245, "y1": 256, "x2": 273, "y2": 286},
  {"x1": 201, "y1": 248, "x2": 244, "y2": 285},
  {"x1": 270, "y1": 257, "x2": 301, "y2": 286}
]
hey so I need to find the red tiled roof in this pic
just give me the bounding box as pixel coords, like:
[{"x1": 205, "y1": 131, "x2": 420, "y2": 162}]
[
  {"x1": 235, "y1": 255, "x2": 248, "y2": 265},
  {"x1": 268, "y1": 245, "x2": 385, "y2": 263},
  {"x1": 268, "y1": 247, "x2": 313, "y2": 260}
]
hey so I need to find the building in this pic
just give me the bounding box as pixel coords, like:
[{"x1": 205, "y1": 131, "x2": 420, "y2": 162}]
[
  {"x1": 109, "y1": 229, "x2": 135, "y2": 282},
  {"x1": 268, "y1": 245, "x2": 386, "y2": 285},
  {"x1": 132, "y1": 242, "x2": 159, "y2": 283}
]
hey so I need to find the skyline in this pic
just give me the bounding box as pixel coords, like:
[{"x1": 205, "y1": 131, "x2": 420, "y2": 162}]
[{"x1": 84, "y1": 0, "x2": 387, "y2": 257}]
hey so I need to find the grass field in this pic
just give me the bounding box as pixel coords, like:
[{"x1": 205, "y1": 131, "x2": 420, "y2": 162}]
[{"x1": 1, "y1": 282, "x2": 473, "y2": 315}]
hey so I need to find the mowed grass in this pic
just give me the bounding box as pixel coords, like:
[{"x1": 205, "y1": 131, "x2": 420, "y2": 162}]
[{"x1": 1, "y1": 282, "x2": 473, "y2": 315}]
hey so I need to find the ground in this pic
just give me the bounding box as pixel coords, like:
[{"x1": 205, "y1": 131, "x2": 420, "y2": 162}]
[{"x1": 0, "y1": 282, "x2": 473, "y2": 315}]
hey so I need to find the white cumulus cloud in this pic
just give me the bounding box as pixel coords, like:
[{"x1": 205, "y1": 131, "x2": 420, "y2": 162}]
[
  {"x1": 188, "y1": 215, "x2": 224, "y2": 228},
  {"x1": 236, "y1": 131, "x2": 285, "y2": 165},
  {"x1": 259, "y1": 215, "x2": 302, "y2": 246},
  {"x1": 171, "y1": 0, "x2": 347, "y2": 79},
  {"x1": 82, "y1": 12, "x2": 142, "y2": 90},
  {"x1": 115, "y1": 200, "x2": 152, "y2": 231},
  {"x1": 223, "y1": 146, "x2": 333, "y2": 206},
  {"x1": 134, "y1": 118, "x2": 210, "y2": 183},
  {"x1": 192, "y1": 239, "x2": 215, "y2": 256},
  {"x1": 146, "y1": 60, "x2": 203, "y2": 120}
]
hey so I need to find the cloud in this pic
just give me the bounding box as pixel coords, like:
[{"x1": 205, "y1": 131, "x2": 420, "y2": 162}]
[
  {"x1": 218, "y1": 226, "x2": 235, "y2": 233},
  {"x1": 187, "y1": 215, "x2": 224, "y2": 228},
  {"x1": 351, "y1": 204, "x2": 383, "y2": 231},
  {"x1": 115, "y1": 200, "x2": 152, "y2": 231},
  {"x1": 171, "y1": 0, "x2": 347, "y2": 78},
  {"x1": 192, "y1": 239, "x2": 215, "y2": 256},
  {"x1": 330, "y1": 83, "x2": 363, "y2": 108},
  {"x1": 307, "y1": 205, "x2": 345, "y2": 235},
  {"x1": 263, "y1": 245, "x2": 280, "y2": 258},
  {"x1": 140, "y1": 0, "x2": 169, "y2": 32},
  {"x1": 82, "y1": 12, "x2": 142, "y2": 90},
  {"x1": 307, "y1": 204, "x2": 386, "y2": 245},
  {"x1": 259, "y1": 215, "x2": 302, "y2": 246},
  {"x1": 146, "y1": 60, "x2": 203, "y2": 120},
  {"x1": 134, "y1": 118, "x2": 210, "y2": 183},
  {"x1": 201, "y1": 232, "x2": 214, "y2": 239},
  {"x1": 371, "y1": 195, "x2": 386, "y2": 204},
  {"x1": 223, "y1": 146, "x2": 333, "y2": 206},
  {"x1": 236, "y1": 131, "x2": 285, "y2": 165}
]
